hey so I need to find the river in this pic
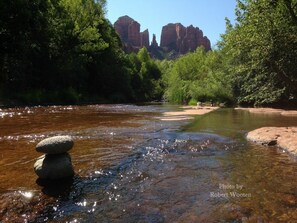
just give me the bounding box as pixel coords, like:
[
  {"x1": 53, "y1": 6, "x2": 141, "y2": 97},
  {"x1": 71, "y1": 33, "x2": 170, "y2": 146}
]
[{"x1": 0, "y1": 105, "x2": 296, "y2": 222}]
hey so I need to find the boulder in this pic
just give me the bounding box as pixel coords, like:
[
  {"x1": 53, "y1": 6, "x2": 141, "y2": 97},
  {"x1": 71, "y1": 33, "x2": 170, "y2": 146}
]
[
  {"x1": 36, "y1": 135, "x2": 73, "y2": 154},
  {"x1": 246, "y1": 127, "x2": 279, "y2": 146},
  {"x1": 247, "y1": 127, "x2": 297, "y2": 156},
  {"x1": 34, "y1": 153, "x2": 74, "y2": 179}
]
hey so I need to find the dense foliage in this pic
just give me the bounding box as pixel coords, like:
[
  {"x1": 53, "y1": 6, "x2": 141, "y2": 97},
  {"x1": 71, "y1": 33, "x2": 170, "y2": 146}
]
[
  {"x1": 0, "y1": 0, "x2": 162, "y2": 105},
  {"x1": 219, "y1": 0, "x2": 297, "y2": 106},
  {"x1": 129, "y1": 48, "x2": 163, "y2": 101},
  {"x1": 163, "y1": 47, "x2": 233, "y2": 104},
  {"x1": 1, "y1": 0, "x2": 296, "y2": 107},
  {"x1": 162, "y1": 0, "x2": 297, "y2": 107}
]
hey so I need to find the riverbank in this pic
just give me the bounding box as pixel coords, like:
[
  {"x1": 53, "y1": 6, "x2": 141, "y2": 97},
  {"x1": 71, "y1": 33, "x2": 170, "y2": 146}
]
[
  {"x1": 236, "y1": 107, "x2": 297, "y2": 116},
  {"x1": 241, "y1": 107, "x2": 297, "y2": 156},
  {"x1": 159, "y1": 106, "x2": 219, "y2": 121}
]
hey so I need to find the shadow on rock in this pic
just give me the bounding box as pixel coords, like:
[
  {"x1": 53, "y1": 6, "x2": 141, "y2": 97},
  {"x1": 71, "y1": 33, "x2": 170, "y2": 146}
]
[{"x1": 36, "y1": 177, "x2": 74, "y2": 198}]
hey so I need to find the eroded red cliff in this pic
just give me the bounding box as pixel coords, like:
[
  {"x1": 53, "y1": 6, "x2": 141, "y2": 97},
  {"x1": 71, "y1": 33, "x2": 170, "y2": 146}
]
[
  {"x1": 114, "y1": 16, "x2": 211, "y2": 58},
  {"x1": 160, "y1": 23, "x2": 211, "y2": 53},
  {"x1": 114, "y1": 15, "x2": 149, "y2": 52}
]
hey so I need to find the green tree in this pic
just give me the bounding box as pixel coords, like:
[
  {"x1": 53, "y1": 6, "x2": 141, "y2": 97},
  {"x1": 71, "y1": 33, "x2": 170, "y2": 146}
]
[
  {"x1": 128, "y1": 47, "x2": 163, "y2": 101},
  {"x1": 164, "y1": 47, "x2": 233, "y2": 104},
  {"x1": 220, "y1": 0, "x2": 297, "y2": 106},
  {"x1": 0, "y1": 0, "x2": 139, "y2": 104},
  {"x1": 48, "y1": 0, "x2": 135, "y2": 103},
  {"x1": 0, "y1": 0, "x2": 50, "y2": 102}
]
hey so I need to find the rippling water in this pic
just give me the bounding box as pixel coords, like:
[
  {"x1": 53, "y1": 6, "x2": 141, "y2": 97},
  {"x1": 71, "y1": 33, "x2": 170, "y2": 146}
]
[{"x1": 0, "y1": 105, "x2": 297, "y2": 222}]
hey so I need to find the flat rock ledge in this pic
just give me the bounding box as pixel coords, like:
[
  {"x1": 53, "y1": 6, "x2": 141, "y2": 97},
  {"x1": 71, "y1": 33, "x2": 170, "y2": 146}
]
[
  {"x1": 247, "y1": 127, "x2": 297, "y2": 156},
  {"x1": 236, "y1": 107, "x2": 297, "y2": 116},
  {"x1": 159, "y1": 106, "x2": 219, "y2": 121}
]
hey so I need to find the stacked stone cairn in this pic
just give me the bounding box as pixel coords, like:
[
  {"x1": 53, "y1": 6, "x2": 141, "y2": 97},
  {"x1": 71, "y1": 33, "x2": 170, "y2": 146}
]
[{"x1": 34, "y1": 136, "x2": 74, "y2": 180}]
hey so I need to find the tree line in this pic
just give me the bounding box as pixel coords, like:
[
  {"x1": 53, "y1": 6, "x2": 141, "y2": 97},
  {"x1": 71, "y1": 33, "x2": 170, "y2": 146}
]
[
  {"x1": 1, "y1": 0, "x2": 296, "y2": 107},
  {"x1": 0, "y1": 0, "x2": 162, "y2": 105}
]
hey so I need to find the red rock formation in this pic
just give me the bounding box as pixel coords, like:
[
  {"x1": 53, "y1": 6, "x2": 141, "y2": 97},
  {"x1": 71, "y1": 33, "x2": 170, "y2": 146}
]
[
  {"x1": 176, "y1": 24, "x2": 186, "y2": 51},
  {"x1": 160, "y1": 23, "x2": 179, "y2": 50},
  {"x1": 114, "y1": 15, "x2": 149, "y2": 51},
  {"x1": 140, "y1": 29, "x2": 149, "y2": 48},
  {"x1": 151, "y1": 34, "x2": 158, "y2": 48},
  {"x1": 114, "y1": 16, "x2": 211, "y2": 56},
  {"x1": 201, "y1": 36, "x2": 211, "y2": 51},
  {"x1": 160, "y1": 23, "x2": 211, "y2": 53},
  {"x1": 128, "y1": 20, "x2": 140, "y2": 46},
  {"x1": 114, "y1": 15, "x2": 134, "y2": 43}
]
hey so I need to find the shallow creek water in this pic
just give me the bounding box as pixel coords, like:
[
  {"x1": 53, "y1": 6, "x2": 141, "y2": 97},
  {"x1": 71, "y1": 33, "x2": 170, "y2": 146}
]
[{"x1": 0, "y1": 105, "x2": 297, "y2": 222}]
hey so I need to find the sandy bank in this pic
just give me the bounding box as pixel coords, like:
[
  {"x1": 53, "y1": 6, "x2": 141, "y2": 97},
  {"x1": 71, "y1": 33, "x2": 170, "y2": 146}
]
[
  {"x1": 159, "y1": 106, "x2": 219, "y2": 121},
  {"x1": 247, "y1": 127, "x2": 297, "y2": 156},
  {"x1": 236, "y1": 107, "x2": 297, "y2": 116}
]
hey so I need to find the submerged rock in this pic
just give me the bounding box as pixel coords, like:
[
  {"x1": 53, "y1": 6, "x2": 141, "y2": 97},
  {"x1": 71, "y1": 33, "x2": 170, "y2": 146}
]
[
  {"x1": 0, "y1": 191, "x2": 43, "y2": 222},
  {"x1": 34, "y1": 153, "x2": 74, "y2": 179},
  {"x1": 36, "y1": 135, "x2": 74, "y2": 154}
]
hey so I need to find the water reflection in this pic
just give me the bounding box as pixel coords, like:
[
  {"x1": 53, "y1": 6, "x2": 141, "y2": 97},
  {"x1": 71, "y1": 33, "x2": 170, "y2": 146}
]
[{"x1": 183, "y1": 108, "x2": 297, "y2": 138}]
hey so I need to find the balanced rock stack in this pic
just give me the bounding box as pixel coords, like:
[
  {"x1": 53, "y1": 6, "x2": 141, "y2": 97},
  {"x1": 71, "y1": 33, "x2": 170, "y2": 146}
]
[{"x1": 34, "y1": 136, "x2": 75, "y2": 180}]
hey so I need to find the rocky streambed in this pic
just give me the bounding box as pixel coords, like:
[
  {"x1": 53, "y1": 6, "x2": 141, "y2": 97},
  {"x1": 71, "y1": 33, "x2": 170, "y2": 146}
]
[{"x1": 0, "y1": 105, "x2": 297, "y2": 222}]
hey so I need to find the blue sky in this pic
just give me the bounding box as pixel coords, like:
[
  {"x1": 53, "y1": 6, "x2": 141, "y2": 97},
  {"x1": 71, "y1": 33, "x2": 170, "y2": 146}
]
[{"x1": 106, "y1": 0, "x2": 237, "y2": 47}]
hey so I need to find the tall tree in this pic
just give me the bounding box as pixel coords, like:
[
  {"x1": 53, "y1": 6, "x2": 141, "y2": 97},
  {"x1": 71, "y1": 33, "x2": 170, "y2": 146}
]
[
  {"x1": 220, "y1": 0, "x2": 297, "y2": 106},
  {"x1": 128, "y1": 48, "x2": 163, "y2": 101}
]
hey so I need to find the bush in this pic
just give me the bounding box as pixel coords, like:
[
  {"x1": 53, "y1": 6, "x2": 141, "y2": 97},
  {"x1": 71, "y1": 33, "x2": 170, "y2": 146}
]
[{"x1": 188, "y1": 98, "x2": 198, "y2": 106}]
